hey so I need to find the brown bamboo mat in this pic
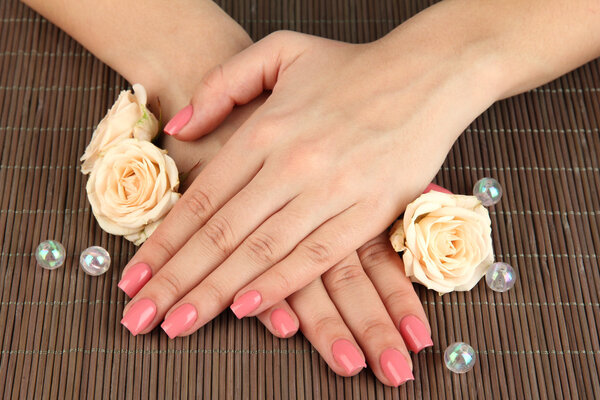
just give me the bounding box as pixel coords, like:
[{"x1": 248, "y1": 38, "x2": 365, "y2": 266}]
[{"x1": 1, "y1": 0, "x2": 599, "y2": 398}]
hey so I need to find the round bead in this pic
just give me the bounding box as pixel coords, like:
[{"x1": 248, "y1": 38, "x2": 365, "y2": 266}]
[
  {"x1": 35, "y1": 240, "x2": 66, "y2": 270},
  {"x1": 79, "y1": 246, "x2": 111, "y2": 276},
  {"x1": 444, "y1": 342, "x2": 476, "y2": 373},
  {"x1": 485, "y1": 262, "x2": 516, "y2": 292},
  {"x1": 472, "y1": 177, "x2": 503, "y2": 206}
]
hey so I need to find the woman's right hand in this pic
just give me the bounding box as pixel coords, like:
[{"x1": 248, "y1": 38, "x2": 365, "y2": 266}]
[{"x1": 255, "y1": 233, "x2": 432, "y2": 387}]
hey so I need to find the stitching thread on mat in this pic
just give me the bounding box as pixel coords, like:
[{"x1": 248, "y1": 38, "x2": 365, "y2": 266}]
[
  {"x1": 0, "y1": 126, "x2": 93, "y2": 131},
  {"x1": 1, "y1": 208, "x2": 597, "y2": 217},
  {"x1": 490, "y1": 210, "x2": 598, "y2": 216},
  {"x1": 2, "y1": 164, "x2": 598, "y2": 173},
  {"x1": 2, "y1": 298, "x2": 598, "y2": 308},
  {"x1": 0, "y1": 50, "x2": 92, "y2": 57},
  {"x1": 0, "y1": 208, "x2": 89, "y2": 214},
  {"x1": 466, "y1": 127, "x2": 600, "y2": 134},
  {"x1": 1, "y1": 251, "x2": 135, "y2": 258},
  {"x1": 441, "y1": 165, "x2": 600, "y2": 173},
  {"x1": 0, "y1": 348, "x2": 316, "y2": 355},
  {"x1": 422, "y1": 300, "x2": 600, "y2": 307},
  {"x1": 1, "y1": 348, "x2": 598, "y2": 356},
  {"x1": 0, "y1": 84, "x2": 120, "y2": 91}
]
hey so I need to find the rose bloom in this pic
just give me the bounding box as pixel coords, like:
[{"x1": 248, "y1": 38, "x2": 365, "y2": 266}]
[
  {"x1": 80, "y1": 83, "x2": 158, "y2": 174},
  {"x1": 389, "y1": 191, "x2": 494, "y2": 294},
  {"x1": 86, "y1": 139, "x2": 180, "y2": 245}
]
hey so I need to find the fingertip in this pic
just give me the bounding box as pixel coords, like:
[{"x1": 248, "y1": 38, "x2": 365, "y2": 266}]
[
  {"x1": 164, "y1": 104, "x2": 193, "y2": 136},
  {"x1": 270, "y1": 308, "x2": 298, "y2": 338}
]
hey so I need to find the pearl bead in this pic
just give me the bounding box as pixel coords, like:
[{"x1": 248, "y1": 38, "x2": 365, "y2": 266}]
[
  {"x1": 79, "y1": 246, "x2": 111, "y2": 276},
  {"x1": 486, "y1": 262, "x2": 516, "y2": 292},
  {"x1": 444, "y1": 342, "x2": 476, "y2": 373},
  {"x1": 35, "y1": 240, "x2": 66, "y2": 270},
  {"x1": 473, "y1": 177, "x2": 502, "y2": 206}
]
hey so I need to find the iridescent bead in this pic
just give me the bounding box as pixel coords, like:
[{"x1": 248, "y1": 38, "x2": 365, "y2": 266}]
[
  {"x1": 79, "y1": 246, "x2": 111, "y2": 276},
  {"x1": 472, "y1": 177, "x2": 502, "y2": 206},
  {"x1": 444, "y1": 342, "x2": 476, "y2": 373},
  {"x1": 485, "y1": 262, "x2": 516, "y2": 292},
  {"x1": 35, "y1": 240, "x2": 66, "y2": 270}
]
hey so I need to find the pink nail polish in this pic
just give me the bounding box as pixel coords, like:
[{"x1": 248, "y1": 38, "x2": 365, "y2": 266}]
[
  {"x1": 230, "y1": 290, "x2": 262, "y2": 319},
  {"x1": 399, "y1": 315, "x2": 434, "y2": 353},
  {"x1": 121, "y1": 299, "x2": 156, "y2": 336},
  {"x1": 270, "y1": 309, "x2": 296, "y2": 337},
  {"x1": 380, "y1": 348, "x2": 414, "y2": 386},
  {"x1": 331, "y1": 339, "x2": 366, "y2": 375},
  {"x1": 118, "y1": 263, "x2": 152, "y2": 298},
  {"x1": 164, "y1": 104, "x2": 193, "y2": 135},
  {"x1": 161, "y1": 304, "x2": 197, "y2": 339},
  {"x1": 424, "y1": 183, "x2": 452, "y2": 194}
]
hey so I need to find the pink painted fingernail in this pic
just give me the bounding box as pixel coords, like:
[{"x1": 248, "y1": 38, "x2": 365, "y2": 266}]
[
  {"x1": 118, "y1": 263, "x2": 152, "y2": 298},
  {"x1": 230, "y1": 290, "x2": 262, "y2": 319},
  {"x1": 121, "y1": 299, "x2": 156, "y2": 336},
  {"x1": 399, "y1": 315, "x2": 433, "y2": 353},
  {"x1": 424, "y1": 183, "x2": 452, "y2": 194},
  {"x1": 380, "y1": 348, "x2": 414, "y2": 387},
  {"x1": 270, "y1": 309, "x2": 297, "y2": 337},
  {"x1": 164, "y1": 104, "x2": 193, "y2": 135},
  {"x1": 332, "y1": 339, "x2": 366, "y2": 375},
  {"x1": 161, "y1": 304, "x2": 197, "y2": 339}
]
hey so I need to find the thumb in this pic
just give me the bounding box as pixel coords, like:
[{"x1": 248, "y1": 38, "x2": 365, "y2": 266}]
[{"x1": 164, "y1": 31, "x2": 299, "y2": 141}]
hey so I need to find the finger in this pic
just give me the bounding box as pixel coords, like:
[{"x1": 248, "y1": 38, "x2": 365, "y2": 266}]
[
  {"x1": 231, "y1": 203, "x2": 385, "y2": 317},
  {"x1": 157, "y1": 191, "x2": 350, "y2": 334},
  {"x1": 255, "y1": 300, "x2": 299, "y2": 339},
  {"x1": 287, "y1": 279, "x2": 366, "y2": 376},
  {"x1": 322, "y1": 253, "x2": 414, "y2": 387},
  {"x1": 358, "y1": 233, "x2": 433, "y2": 353},
  {"x1": 120, "y1": 171, "x2": 295, "y2": 334},
  {"x1": 166, "y1": 31, "x2": 308, "y2": 140},
  {"x1": 118, "y1": 134, "x2": 264, "y2": 298}
]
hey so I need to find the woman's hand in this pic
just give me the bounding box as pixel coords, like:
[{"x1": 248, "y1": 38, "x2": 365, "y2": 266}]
[
  {"x1": 254, "y1": 233, "x2": 432, "y2": 387},
  {"x1": 120, "y1": 27, "x2": 495, "y2": 338}
]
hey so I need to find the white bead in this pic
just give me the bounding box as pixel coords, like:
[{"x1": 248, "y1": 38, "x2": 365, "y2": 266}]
[{"x1": 80, "y1": 246, "x2": 111, "y2": 276}]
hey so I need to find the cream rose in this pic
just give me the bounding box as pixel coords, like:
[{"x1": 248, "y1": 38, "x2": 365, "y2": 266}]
[
  {"x1": 389, "y1": 191, "x2": 494, "y2": 294},
  {"x1": 86, "y1": 138, "x2": 180, "y2": 245},
  {"x1": 80, "y1": 83, "x2": 159, "y2": 174}
]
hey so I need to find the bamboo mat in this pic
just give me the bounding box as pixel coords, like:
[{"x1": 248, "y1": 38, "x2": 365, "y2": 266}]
[{"x1": 1, "y1": 0, "x2": 599, "y2": 398}]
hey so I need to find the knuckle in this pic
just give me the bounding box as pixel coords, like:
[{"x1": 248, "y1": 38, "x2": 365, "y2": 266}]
[
  {"x1": 200, "y1": 64, "x2": 224, "y2": 93},
  {"x1": 146, "y1": 231, "x2": 177, "y2": 261},
  {"x1": 202, "y1": 215, "x2": 235, "y2": 256},
  {"x1": 382, "y1": 287, "x2": 413, "y2": 309},
  {"x1": 244, "y1": 232, "x2": 278, "y2": 265},
  {"x1": 360, "y1": 319, "x2": 394, "y2": 342},
  {"x1": 269, "y1": 268, "x2": 294, "y2": 295},
  {"x1": 312, "y1": 315, "x2": 342, "y2": 338},
  {"x1": 325, "y1": 263, "x2": 365, "y2": 294},
  {"x1": 201, "y1": 278, "x2": 230, "y2": 306},
  {"x1": 299, "y1": 240, "x2": 334, "y2": 266},
  {"x1": 358, "y1": 240, "x2": 393, "y2": 271},
  {"x1": 155, "y1": 268, "x2": 185, "y2": 298},
  {"x1": 183, "y1": 187, "x2": 214, "y2": 221}
]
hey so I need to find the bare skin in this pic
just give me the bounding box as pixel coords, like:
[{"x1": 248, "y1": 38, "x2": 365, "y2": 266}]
[{"x1": 22, "y1": 0, "x2": 435, "y2": 386}]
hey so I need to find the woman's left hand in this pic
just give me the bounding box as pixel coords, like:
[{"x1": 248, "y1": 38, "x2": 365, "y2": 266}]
[{"x1": 120, "y1": 28, "x2": 495, "y2": 337}]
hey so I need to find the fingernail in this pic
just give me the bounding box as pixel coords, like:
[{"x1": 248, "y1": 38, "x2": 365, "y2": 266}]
[
  {"x1": 270, "y1": 309, "x2": 296, "y2": 337},
  {"x1": 380, "y1": 348, "x2": 414, "y2": 386},
  {"x1": 118, "y1": 263, "x2": 152, "y2": 298},
  {"x1": 331, "y1": 339, "x2": 366, "y2": 375},
  {"x1": 399, "y1": 315, "x2": 434, "y2": 353},
  {"x1": 424, "y1": 183, "x2": 452, "y2": 194},
  {"x1": 121, "y1": 299, "x2": 156, "y2": 336},
  {"x1": 161, "y1": 304, "x2": 197, "y2": 339},
  {"x1": 230, "y1": 290, "x2": 262, "y2": 319},
  {"x1": 164, "y1": 104, "x2": 193, "y2": 135}
]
